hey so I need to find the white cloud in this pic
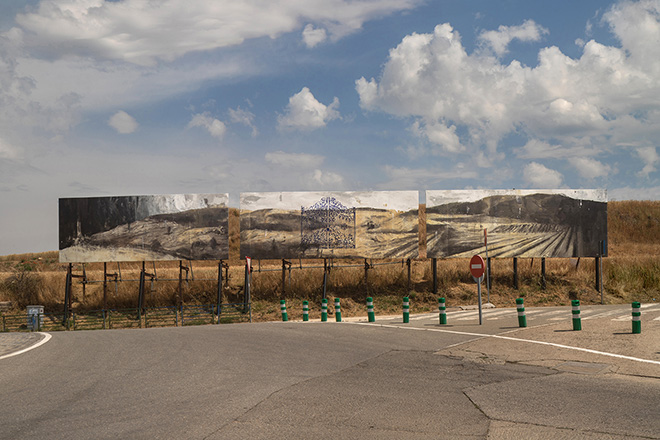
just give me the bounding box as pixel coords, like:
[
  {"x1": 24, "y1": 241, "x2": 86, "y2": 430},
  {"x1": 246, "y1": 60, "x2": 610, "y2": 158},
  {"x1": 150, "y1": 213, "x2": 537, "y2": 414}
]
[
  {"x1": 302, "y1": 24, "x2": 327, "y2": 48},
  {"x1": 278, "y1": 87, "x2": 340, "y2": 131},
  {"x1": 0, "y1": 137, "x2": 19, "y2": 159},
  {"x1": 228, "y1": 106, "x2": 258, "y2": 137},
  {"x1": 188, "y1": 113, "x2": 227, "y2": 139},
  {"x1": 312, "y1": 169, "x2": 343, "y2": 186},
  {"x1": 356, "y1": 1, "x2": 660, "y2": 167},
  {"x1": 478, "y1": 19, "x2": 549, "y2": 56},
  {"x1": 571, "y1": 156, "x2": 613, "y2": 180},
  {"x1": 523, "y1": 162, "x2": 563, "y2": 187},
  {"x1": 636, "y1": 146, "x2": 659, "y2": 176},
  {"x1": 13, "y1": 0, "x2": 420, "y2": 66},
  {"x1": 108, "y1": 110, "x2": 138, "y2": 134},
  {"x1": 265, "y1": 151, "x2": 325, "y2": 168},
  {"x1": 415, "y1": 121, "x2": 463, "y2": 153},
  {"x1": 516, "y1": 138, "x2": 602, "y2": 165}
]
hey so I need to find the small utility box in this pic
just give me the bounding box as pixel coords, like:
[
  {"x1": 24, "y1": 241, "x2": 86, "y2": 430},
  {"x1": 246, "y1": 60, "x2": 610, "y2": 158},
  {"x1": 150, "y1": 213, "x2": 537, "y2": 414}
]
[{"x1": 27, "y1": 305, "x2": 44, "y2": 331}]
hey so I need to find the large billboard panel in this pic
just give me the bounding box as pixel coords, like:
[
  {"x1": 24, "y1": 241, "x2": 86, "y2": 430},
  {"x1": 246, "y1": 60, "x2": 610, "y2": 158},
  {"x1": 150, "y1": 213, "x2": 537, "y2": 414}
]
[
  {"x1": 240, "y1": 191, "x2": 419, "y2": 259},
  {"x1": 59, "y1": 194, "x2": 229, "y2": 262},
  {"x1": 426, "y1": 189, "x2": 607, "y2": 258}
]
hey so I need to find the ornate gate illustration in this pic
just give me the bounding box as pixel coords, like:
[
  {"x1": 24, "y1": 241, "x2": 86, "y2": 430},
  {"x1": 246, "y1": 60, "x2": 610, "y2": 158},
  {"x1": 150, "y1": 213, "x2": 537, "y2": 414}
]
[{"x1": 301, "y1": 197, "x2": 356, "y2": 249}]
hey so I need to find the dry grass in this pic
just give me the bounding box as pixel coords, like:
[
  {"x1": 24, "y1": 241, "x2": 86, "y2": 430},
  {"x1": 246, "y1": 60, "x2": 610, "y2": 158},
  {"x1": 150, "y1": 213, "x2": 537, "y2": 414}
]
[{"x1": 1, "y1": 201, "x2": 659, "y2": 319}]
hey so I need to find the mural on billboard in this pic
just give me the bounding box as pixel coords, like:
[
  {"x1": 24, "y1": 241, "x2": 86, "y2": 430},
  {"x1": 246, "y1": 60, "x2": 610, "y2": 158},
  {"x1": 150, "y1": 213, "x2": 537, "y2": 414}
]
[
  {"x1": 240, "y1": 191, "x2": 419, "y2": 259},
  {"x1": 59, "y1": 194, "x2": 229, "y2": 262},
  {"x1": 426, "y1": 189, "x2": 607, "y2": 258}
]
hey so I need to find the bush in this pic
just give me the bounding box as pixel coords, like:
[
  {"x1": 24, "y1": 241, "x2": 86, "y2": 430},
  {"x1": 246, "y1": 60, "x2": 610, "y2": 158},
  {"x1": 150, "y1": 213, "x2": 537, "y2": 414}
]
[{"x1": 1, "y1": 266, "x2": 43, "y2": 308}]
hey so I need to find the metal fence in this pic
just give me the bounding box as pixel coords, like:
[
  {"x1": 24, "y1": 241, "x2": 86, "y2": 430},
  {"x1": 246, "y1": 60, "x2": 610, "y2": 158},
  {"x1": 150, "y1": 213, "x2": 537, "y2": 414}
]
[{"x1": 0, "y1": 303, "x2": 251, "y2": 333}]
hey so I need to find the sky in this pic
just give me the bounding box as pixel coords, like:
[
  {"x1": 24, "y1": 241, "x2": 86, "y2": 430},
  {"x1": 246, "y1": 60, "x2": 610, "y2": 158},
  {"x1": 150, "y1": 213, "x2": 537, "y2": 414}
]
[{"x1": 1, "y1": 0, "x2": 660, "y2": 254}]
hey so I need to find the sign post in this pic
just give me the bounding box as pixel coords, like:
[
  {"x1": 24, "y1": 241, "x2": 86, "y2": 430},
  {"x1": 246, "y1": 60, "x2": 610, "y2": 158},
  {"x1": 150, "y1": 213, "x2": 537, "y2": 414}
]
[
  {"x1": 484, "y1": 229, "x2": 490, "y2": 304},
  {"x1": 470, "y1": 255, "x2": 485, "y2": 325}
]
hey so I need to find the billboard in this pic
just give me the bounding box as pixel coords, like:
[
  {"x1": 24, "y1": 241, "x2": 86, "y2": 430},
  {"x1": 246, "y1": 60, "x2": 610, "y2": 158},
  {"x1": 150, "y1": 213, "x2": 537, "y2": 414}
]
[
  {"x1": 59, "y1": 194, "x2": 229, "y2": 262},
  {"x1": 426, "y1": 189, "x2": 607, "y2": 258},
  {"x1": 240, "y1": 191, "x2": 419, "y2": 259}
]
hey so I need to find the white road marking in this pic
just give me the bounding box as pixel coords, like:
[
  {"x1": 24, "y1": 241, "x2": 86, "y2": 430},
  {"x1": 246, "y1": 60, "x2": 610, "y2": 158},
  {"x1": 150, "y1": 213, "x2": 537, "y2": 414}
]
[
  {"x1": 347, "y1": 322, "x2": 660, "y2": 366},
  {"x1": 582, "y1": 310, "x2": 625, "y2": 320},
  {"x1": 0, "y1": 333, "x2": 52, "y2": 361},
  {"x1": 613, "y1": 316, "x2": 633, "y2": 321}
]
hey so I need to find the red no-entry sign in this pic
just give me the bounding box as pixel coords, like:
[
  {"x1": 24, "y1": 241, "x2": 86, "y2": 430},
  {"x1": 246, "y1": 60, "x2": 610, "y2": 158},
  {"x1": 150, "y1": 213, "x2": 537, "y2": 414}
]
[{"x1": 470, "y1": 255, "x2": 485, "y2": 279}]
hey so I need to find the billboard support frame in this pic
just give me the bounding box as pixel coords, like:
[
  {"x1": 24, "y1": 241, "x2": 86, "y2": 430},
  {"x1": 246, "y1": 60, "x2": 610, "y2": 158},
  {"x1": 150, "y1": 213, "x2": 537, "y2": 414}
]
[
  {"x1": 513, "y1": 258, "x2": 518, "y2": 290},
  {"x1": 432, "y1": 258, "x2": 438, "y2": 295},
  {"x1": 216, "y1": 260, "x2": 224, "y2": 321}
]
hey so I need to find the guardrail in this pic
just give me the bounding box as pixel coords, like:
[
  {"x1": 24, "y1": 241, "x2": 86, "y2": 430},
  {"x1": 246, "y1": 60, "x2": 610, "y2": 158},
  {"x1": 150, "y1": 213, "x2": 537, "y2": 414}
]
[{"x1": 0, "y1": 303, "x2": 251, "y2": 332}]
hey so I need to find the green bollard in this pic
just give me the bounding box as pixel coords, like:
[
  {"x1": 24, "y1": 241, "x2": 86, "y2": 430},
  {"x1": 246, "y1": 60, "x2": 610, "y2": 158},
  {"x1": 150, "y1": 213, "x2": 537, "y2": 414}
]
[
  {"x1": 439, "y1": 297, "x2": 447, "y2": 325},
  {"x1": 302, "y1": 300, "x2": 309, "y2": 322},
  {"x1": 367, "y1": 297, "x2": 375, "y2": 322},
  {"x1": 571, "y1": 299, "x2": 581, "y2": 331},
  {"x1": 403, "y1": 296, "x2": 410, "y2": 323},
  {"x1": 335, "y1": 298, "x2": 342, "y2": 322},
  {"x1": 632, "y1": 301, "x2": 641, "y2": 334},
  {"x1": 280, "y1": 300, "x2": 288, "y2": 322},
  {"x1": 321, "y1": 298, "x2": 328, "y2": 322},
  {"x1": 516, "y1": 298, "x2": 527, "y2": 328}
]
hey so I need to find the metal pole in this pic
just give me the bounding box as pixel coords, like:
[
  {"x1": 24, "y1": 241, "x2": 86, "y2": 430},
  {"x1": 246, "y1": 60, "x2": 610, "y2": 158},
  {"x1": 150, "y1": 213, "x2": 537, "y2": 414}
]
[
  {"x1": 217, "y1": 260, "x2": 223, "y2": 322},
  {"x1": 484, "y1": 229, "x2": 490, "y2": 304},
  {"x1": 63, "y1": 263, "x2": 72, "y2": 325},
  {"x1": 281, "y1": 259, "x2": 287, "y2": 299},
  {"x1": 541, "y1": 257, "x2": 546, "y2": 290},
  {"x1": 432, "y1": 258, "x2": 438, "y2": 296},
  {"x1": 477, "y1": 276, "x2": 483, "y2": 325},
  {"x1": 406, "y1": 258, "x2": 411, "y2": 292},
  {"x1": 245, "y1": 261, "x2": 251, "y2": 313},
  {"x1": 486, "y1": 257, "x2": 491, "y2": 303},
  {"x1": 243, "y1": 263, "x2": 248, "y2": 311},
  {"x1": 178, "y1": 261, "x2": 183, "y2": 317},
  {"x1": 103, "y1": 262, "x2": 108, "y2": 311},
  {"x1": 323, "y1": 259, "x2": 328, "y2": 300},
  {"x1": 82, "y1": 263, "x2": 87, "y2": 301},
  {"x1": 513, "y1": 257, "x2": 518, "y2": 290},
  {"x1": 599, "y1": 241, "x2": 604, "y2": 304},
  {"x1": 138, "y1": 261, "x2": 145, "y2": 326},
  {"x1": 103, "y1": 262, "x2": 108, "y2": 330},
  {"x1": 364, "y1": 259, "x2": 369, "y2": 298},
  {"x1": 595, "y1": 257, "x2": 600, "y2": 293}
]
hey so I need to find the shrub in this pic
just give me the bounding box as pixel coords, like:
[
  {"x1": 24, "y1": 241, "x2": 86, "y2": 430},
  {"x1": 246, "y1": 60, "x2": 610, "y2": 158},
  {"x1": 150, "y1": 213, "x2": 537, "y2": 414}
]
[{"x1": 1, "y1": 266, "x2": 44, "y2": 308}]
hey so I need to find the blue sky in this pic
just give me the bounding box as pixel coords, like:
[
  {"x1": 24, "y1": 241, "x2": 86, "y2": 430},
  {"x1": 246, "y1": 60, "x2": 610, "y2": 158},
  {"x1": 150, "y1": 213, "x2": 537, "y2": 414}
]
[{"x1": 1, "y1": 0, "x2": 659, "y2": 254}]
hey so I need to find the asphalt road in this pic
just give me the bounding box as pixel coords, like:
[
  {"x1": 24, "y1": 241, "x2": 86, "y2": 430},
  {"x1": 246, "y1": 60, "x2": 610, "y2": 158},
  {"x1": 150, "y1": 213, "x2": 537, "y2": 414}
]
[{"x1": 1, "y1": 303, "x2": 659, "y2": 439}]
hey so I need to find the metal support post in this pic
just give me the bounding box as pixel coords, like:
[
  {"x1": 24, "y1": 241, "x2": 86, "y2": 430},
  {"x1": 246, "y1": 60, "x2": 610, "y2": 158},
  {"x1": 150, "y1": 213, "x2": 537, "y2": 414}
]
[
  {"x1": 513, "y1": 258, "x2": 518, "y2": 290},
  {"x1": 595, "y1": 257, "x2": 601, "y2": 293},
  {"x1": 281, "y1": 259, "x2": 287, "y2": 299},
  {"x1": 138, "y1": 261, "x2": 147, "y2": 324},
  {"x1": 432, "y1": 258, "x2": 438, "y2": 295},
  {"x1": 486, "y1": 257, "x2": 491, "y2": 303},
  {"x1": 63, "y1": 263, "x2": 72, "y2": 325},
  {"x1": 364, "y1": 259, "x2": 370, "y2": 298},
  {"x1": 216, "y1": 260, "x2": 223, "y2": 322},
  {"x1": 244, "y1": 260, "x2": 251, "y2": 313},
  {"x1": 541, "y1": 258, "x2": 546, "y2": 290},
  {"x1": 406, "y1": 258, "x2": 412, "y2": 292}
]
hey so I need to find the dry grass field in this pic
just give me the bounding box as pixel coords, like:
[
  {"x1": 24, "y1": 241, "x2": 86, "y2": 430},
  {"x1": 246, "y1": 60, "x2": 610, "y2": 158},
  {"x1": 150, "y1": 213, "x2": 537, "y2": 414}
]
[{"x1": 1, "y1": 201, "x2": 659, "y2": 321}]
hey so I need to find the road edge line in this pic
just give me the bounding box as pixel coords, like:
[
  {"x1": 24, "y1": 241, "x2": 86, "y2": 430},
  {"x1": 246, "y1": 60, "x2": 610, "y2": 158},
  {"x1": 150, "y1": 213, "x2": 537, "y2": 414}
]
[
  {"x1": 0, "y1": 332, "x2": 52, "y2": 361},
  {"x1": 347, "y1": 322, "x2": 660, "y2": 366}
]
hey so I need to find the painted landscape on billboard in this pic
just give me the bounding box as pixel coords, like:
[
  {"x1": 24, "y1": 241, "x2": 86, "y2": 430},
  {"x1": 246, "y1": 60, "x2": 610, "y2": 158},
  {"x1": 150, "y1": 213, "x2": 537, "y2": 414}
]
[
  {"x1": 59, "y1": 194, "x2": 229, "y2": 262},
  {"x1": 240, "y1": 191, "x2": 419, "y2": 259},
  {"x1": 426, "y1": 189, "x2": 607, "y2": 258}
]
